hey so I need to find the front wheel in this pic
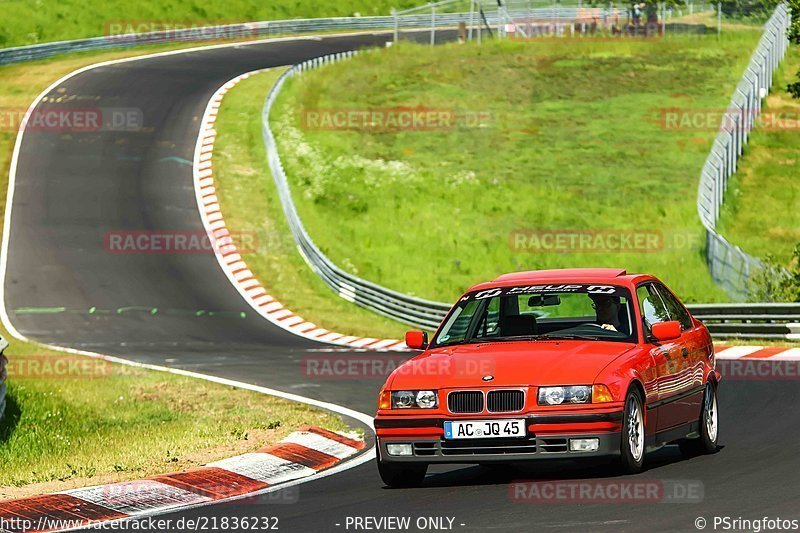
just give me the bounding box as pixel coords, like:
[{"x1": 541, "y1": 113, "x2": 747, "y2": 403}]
[
  {"x1": 377, "y1": 460, "x2": 427, "y2": 488},
  {"x1": 679, "y1": 381, "x2": 719, "y2": 457},
  {"x1": 619, "y1": 388, "x2": 645, "y2": 474}
]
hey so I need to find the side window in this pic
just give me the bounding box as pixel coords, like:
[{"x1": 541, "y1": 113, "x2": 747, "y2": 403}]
[
  {"x1": 636, "y1": 284, "x2": 670, "y2": 333},
  {"x1": 654, "y1": 284, "x2": 693, "y2": 331}
]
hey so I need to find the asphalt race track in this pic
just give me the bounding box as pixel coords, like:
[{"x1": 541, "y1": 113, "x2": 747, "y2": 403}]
[{"x1": 4, "y1": 32, "x2": 800, "y2": 532}]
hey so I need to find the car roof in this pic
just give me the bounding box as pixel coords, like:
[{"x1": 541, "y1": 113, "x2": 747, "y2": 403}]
[{"x1": 467, "y1": 268, "x2": 656, "y2": 292}]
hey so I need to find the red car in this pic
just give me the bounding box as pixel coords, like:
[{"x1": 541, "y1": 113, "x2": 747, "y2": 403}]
[{"x1": 375, "y1": 268, "x2": 720, "y2": 487}]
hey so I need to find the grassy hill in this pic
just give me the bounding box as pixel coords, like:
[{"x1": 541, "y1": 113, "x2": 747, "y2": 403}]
[{"x1": 271, "y1": 31, "x2": 764, "y2": 304}]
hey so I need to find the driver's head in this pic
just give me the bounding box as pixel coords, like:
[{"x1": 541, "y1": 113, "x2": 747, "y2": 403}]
[{"x1": 590, "y1": 294, "x2": 621, "y2": 322}]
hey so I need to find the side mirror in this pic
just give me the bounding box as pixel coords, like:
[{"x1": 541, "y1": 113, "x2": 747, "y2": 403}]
[
  {"x1": 651, "y1": 320, "x2": 681, "y2": 342},
  {"x1": 405, "y1": 330, "x2": 428, "y2": 350}
]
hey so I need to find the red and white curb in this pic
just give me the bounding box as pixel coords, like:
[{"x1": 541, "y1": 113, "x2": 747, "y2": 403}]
[
  {"x1": 192, "y1": 70, "x2": 407, "y2": 352},
  {"x1": 0, "y1": 426, "x2": 364, "y2": 532},
  {"x1": 714, "y1": 344, "x2": 800, "y2": 360}
]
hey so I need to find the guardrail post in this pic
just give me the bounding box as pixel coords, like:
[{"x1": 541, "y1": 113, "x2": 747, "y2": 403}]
[{"x1": 431, "y1": 4, "x2": 436, "y2": 45}]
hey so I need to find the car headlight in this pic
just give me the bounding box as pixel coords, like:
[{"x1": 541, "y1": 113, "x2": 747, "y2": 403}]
[
  {"x1": 390, "y1": 390, "x2": 438, "y2": 409},
  {"x1": 538, "y1": 385, "x2": 592, "y2": 405}
]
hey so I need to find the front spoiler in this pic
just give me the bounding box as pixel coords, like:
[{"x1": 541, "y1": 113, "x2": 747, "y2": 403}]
[{"x1": 378, "y1": 432, "x2": 621, "y2": 464}]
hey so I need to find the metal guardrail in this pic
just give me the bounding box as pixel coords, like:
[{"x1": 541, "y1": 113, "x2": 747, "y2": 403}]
[
  {"x1": 0, "y1": 336, "x2": 8, "y2": 421},
  {"x1": 696, "y1": 3, "x2": 791, "y2": 301},
  {"x1": 688, "y1": 303, "x2": 800, "y2": 340}
]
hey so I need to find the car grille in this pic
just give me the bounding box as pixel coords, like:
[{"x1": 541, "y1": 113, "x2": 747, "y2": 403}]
[
  {"x1": 487, "y1": 390, "x2": 524, "y2": 412},
  {"x1": 448, "y1": 391, "x2": 484, "y2": 414}
]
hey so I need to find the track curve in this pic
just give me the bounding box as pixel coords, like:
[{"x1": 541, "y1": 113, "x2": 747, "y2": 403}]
[{"x1": 3, "y1": 33, "x2": 800, "y2": 532}]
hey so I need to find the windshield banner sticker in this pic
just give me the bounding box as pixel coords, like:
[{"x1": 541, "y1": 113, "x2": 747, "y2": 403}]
[{"x1": 465, "y1": 284, "x2": 621, "y2": 301}]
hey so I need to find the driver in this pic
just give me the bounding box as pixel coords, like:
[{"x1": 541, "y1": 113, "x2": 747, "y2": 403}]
[{"x1": 589, "y1": 294, "x2": 622, "y2": 332}]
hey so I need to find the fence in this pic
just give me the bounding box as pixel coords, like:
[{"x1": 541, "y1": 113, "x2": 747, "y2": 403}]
[
  {"x1": 393, "y1": 0, "x2": 712, "y2": 43},
  {"x1": 696, "y1": 3, "x2": 791, "y2": 301}
]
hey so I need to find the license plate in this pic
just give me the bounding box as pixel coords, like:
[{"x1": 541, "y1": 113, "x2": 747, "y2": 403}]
[{"x1": 444, "y1": 419, "x2": 525, "y2": 440}]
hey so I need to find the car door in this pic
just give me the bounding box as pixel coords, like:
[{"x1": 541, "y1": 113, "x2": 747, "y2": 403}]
[
  {"x1": 636, "y1": 283, "x2": 686, "y2": 432},
  {"x1": 652, "y1": 283, "x2": 705, "y2": 427}
]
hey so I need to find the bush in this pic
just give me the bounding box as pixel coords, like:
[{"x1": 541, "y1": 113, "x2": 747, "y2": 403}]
[{"x1": 749, "y1": 243, "x2": 800, "y2": 302}]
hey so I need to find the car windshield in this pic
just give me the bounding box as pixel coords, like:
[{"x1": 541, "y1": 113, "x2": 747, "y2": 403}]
[{"x1": 433, "y1": 283, "x2": 637, "y2": 347}]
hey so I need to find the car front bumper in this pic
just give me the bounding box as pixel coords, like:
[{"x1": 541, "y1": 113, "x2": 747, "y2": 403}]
[
  {"x1": 375, "y1": 410, "x2": 624, "y2": 464},
  {"x1": 377, "y1": 431, "x2": 621, "y2": 463}
]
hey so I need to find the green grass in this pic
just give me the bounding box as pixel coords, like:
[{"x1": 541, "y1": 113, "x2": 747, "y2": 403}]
[
  {"x1": 0, "y1": 0, "x2": 419, "y2": 49},
  {"x1": 0, "y1": 324, "x2": 347, "y2": 498},
  {"x1": 716, "y1": 46, "x2": 800, "y2": 265},
  {"x1": 272, "y1": 32, "x2": 766, "y2": 305},
  {"x1": 212, "y1": 69, "x2": 407, "y2": 339}
]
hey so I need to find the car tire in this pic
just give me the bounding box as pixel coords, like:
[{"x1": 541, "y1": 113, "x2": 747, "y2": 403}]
[
  {"x1": 377, "y1": 460, "x2": 427, "y2": 488},
  {"x1": 679, "y1": 381, "x2": 719, "y2": 457},
  {"x1": 619, "y1": 387, "x2": 646, "y2": 474}
]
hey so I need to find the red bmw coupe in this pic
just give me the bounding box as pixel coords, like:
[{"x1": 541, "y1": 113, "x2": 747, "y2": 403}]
[{"x1": 375, "y1": 268, "x2": 720, "y2": 487}]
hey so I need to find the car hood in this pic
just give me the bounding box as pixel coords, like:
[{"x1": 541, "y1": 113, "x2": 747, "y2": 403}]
[{"x1": 387, "y1": 340, "x2": 635, "y2": 390}]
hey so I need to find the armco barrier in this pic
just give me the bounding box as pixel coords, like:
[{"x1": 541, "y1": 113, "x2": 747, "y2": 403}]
[
  {"x1": 687, "y1": 303, "x2": 800, "y2": 340},
  {"x1": 261, "y1": 52, "x2": 800, "y2": 338}
]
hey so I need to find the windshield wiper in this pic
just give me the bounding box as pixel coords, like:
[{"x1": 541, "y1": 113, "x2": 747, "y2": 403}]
[
  {"x1": 537, "y1": 333, "x2": 602, "y2": 341},
  {"x1": 472, "y1": 335, "x2": 531, "y2": 343}
]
